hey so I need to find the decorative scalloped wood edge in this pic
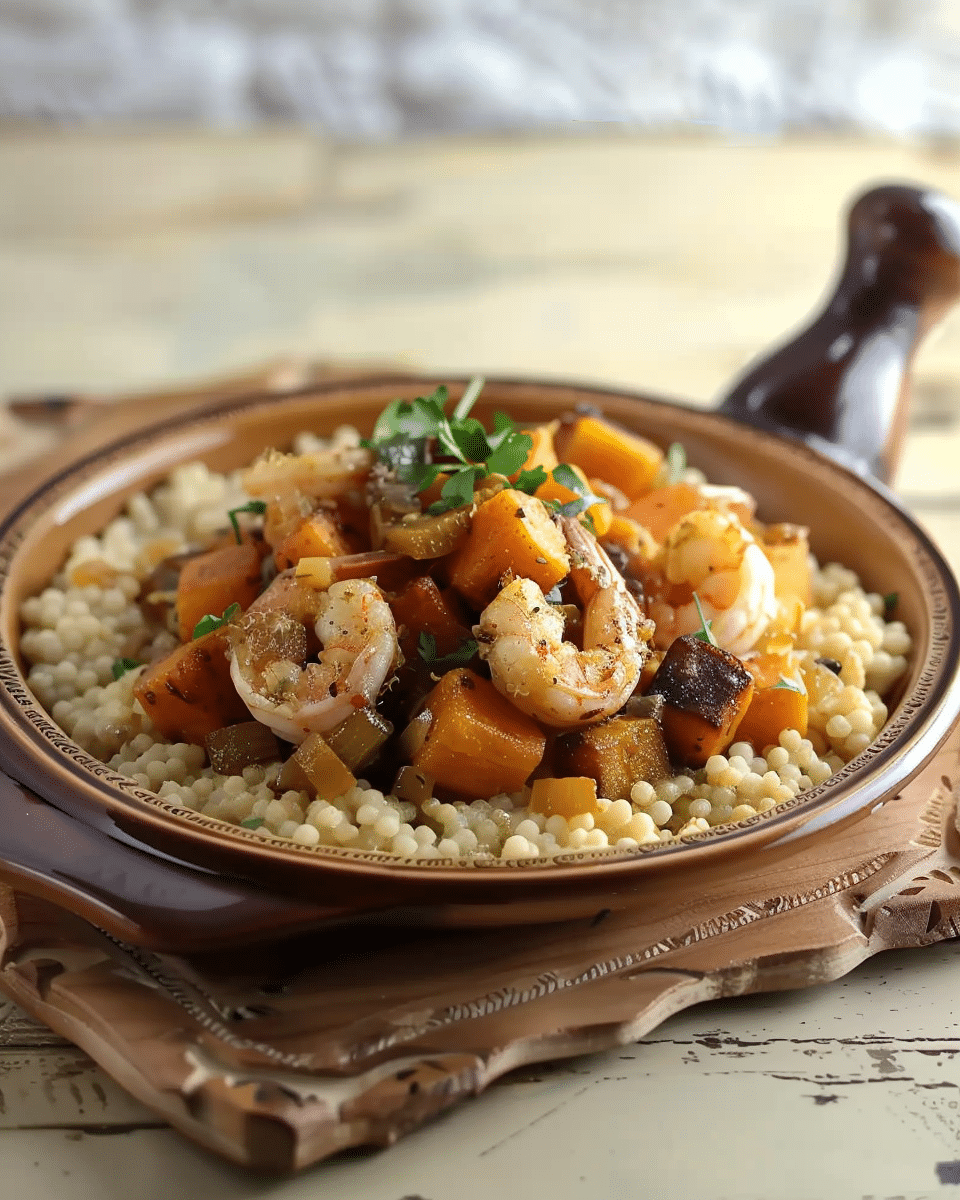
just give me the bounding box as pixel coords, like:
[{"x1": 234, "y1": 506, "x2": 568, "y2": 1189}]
[{"x1": 0, "y1": 736, "x2": 957, "y2": 1173}]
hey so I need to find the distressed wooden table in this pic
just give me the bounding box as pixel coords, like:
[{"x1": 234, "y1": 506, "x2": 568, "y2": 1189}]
[{"x1": 2, "y1": 128, "x2": 960, "y2": 1198}]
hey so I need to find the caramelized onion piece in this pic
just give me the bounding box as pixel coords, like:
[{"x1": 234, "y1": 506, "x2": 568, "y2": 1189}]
[
  {"x1": 324, "y1": 708, "x2": 394, "y2": 773},
  {"x1": 393, "y1": 764, "x2": 434, "y2": 806},
  {"x1": 206, "y1": 721, "x2": 281, "y2": 775}
]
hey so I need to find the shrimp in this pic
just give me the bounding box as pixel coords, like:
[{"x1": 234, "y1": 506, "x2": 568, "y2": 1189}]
[
  {"x1": 227, "y1": 574, "x2": 398, "y2": 744},
  {"x1": 475, "y1": 516, "x2": 654, "y2": 728},
  {"x1": 645, "y1": 508, "x2": 776, "y2": 655},
  {"x1": 242, "y1": 443, "x2": 373, "y2": 502}
]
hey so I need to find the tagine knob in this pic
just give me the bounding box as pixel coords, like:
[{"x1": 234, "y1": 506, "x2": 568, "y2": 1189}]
[{"x1": 719, "y1": 183, "x2": 960, "y2": 483}]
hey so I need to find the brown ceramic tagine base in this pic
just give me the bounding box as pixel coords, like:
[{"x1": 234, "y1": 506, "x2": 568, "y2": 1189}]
[
  {"x1": 2, "y1": 184, "x2": 960, "y2": 1169},
  {"x1": 1, "y1": 735, "x2": 958, "y2": 1172}
]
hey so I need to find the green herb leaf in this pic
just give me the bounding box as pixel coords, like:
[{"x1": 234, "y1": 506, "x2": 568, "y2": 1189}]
[
  {"x1": 666, "y1": 442, "x2": 687, "y2": 484},
  {"x1": 772, "y1": 676, "x2": 804, "y2": 692},
  {"x1": 446, "y1": 416, "x2": 491, "y2": 464},
  {"x1": 228, "y1": 499, "x2": 267, "y2": 543},
  {"x1": 426, "y1": 466, "x2": 482, "y2": 515},
  {"x1": 193, "y1": 602, "x2": 241, "y2": 640},
  {"x1": 883, "y1": 591, "x2": 899, "y2": 618},
  {"x1": 111, "y1": 657, "x2": 141, "y2": 680},
  {"x1": 514, "y1": 465, "x2": 549, "y2": 495},
  {"x1": 241, "y1": 817, "x2": 265, "y2": 829},
  {"x1": 549, "y1": 463, "x2": 608, "y2": 524},
  {"x1": 396, "y1": 459, "x2": 442, "y2": 492},
  {"x1": 418, "y1": 631, "x2": 479, "y2": 668},
  {"x1": 691, "y1": 593, "x2": 717, "y2": 646},
  {"x1": 485, "y1": 430, "x2": 532, "y2": 479},
  {"x1": 367, "y1": 387, "x2": 449, "y2": 445}
]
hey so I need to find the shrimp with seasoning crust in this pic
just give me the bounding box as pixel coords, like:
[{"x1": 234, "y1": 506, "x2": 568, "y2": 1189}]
[
  {"x1": 227, "y1": 572, "x2": 398, "y2": 744},
  {"x1": 474, "y1": 515, "x2": 653, "y2": 728}
]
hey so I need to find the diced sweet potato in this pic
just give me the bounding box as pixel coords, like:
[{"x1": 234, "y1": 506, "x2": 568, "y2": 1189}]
[
  {"x1": 646, "y1": 635, "x2": 754, "y2": 767},
  {"x1": 134, "y1": 629, "x2": 250, "y2": 745},
  {"x1": 556, "y1": 414, "x2": 663, "y2": 500},
  {"x1": 448, "y1": 488, "x2": 570, "y2": 609},
  {"x1": 175, "y1": 543, "x2": 263, "y2": 643},
  {"x1": 274, "y1": 510, "x2": 352, "y2": 571},
  {"x1": 515, "y1": 422, "x2": 560, "y2": 476},
  {"x1": 412, "y1": 669, "x2": 546, "y2": 798},
  {"x1": 737, "y1": 683, "x2": 808, "y2": 751},
  {"x1": 554, "y1": 716, "x2": 671, "y2": 800},
  {"x1": 529, "y1": 776, "x2": 599, "y2": 820}
]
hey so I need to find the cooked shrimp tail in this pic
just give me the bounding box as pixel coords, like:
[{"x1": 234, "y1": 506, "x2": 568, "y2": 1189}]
[
  {"x1": 228, "y1": 575, "x2": 398, "y2": 744},
  {"x1": 475, "y1": 516, "x2": 653, "y2": 728}
]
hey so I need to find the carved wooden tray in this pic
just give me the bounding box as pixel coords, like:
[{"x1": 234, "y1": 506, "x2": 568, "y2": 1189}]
[{"x1": 0, "y1": 732, "x2": 957, "y2": 1173}]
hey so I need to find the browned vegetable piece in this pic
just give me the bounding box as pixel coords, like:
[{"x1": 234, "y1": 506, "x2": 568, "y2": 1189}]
[
  {"x1": 646, "y1": 634, "x2": 755, "y2": 768},
  {"x1": 324, "y1": 708, "x2": 394, "y2": 773},
  {"x1": 376, "y1": 505, "x2": 473, "y2": 560},
  {"x1": 391, "y1": 576, "x2": 473, "y2": 660},
  {"x1": 412, "y1": 668, "x2": 546, "y2": 798},
  {"x1": 529, "y1": 776, "x2": 599, "y2": 820},
  {"x1": 554, "y1": 715, "x2": 671, "y2": 800},
  {"x1": 283, "y1": 732, "x2": 356, "y2": 800},
  {"x1": 393, "y1": 764, "x2": 434, "y2": 806},
  {"x1": 205, "y1": 721, "x2": 281, "y2": 775},
  {"x1": 273, "y1": 510, "x2": 352, "y2": 571},
  {"x1": 133, "y1": 629, "x2": 250, "y2": 745},
  {"x1": 175, "y1": 543, "x2": 263, "y2": 643}
]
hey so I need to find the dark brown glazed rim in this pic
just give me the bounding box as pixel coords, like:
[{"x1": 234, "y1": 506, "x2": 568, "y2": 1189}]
[{"x1": 0, "y1": 181, "x2": 958, "y2": 947}]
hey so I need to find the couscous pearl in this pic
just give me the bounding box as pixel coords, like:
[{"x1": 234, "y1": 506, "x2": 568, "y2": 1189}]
[
  {"x1": 291, "y1": 824, "x2": 320, "y2": 846},
  {"x1": 514, "y1": 819, "x2": 541, "y2": 840},
  {"x1": 374, "y1": 813, "x2": 401, "y2": 839},
  {"x1": 688, "y1": 799, "x2": 712, "y2": 819},
  {"x1": 568, "y1": 813, "x2": 595, "y2": 832},
  {"x1": 437, "y1": 838, "x2": 461, "y2": 857},
  {"x1": 648, "y1": 799, "x2": 673, "y2": 828}
]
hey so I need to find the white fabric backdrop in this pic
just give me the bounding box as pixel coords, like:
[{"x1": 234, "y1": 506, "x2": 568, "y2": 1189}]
[{"x1": 0, "y1": 0, "x2": 958, "y2": 137}]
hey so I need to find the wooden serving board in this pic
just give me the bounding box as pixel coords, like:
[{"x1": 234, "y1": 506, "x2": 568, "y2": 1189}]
[{"x1": 0, "y1": 736, "x2": 958, "y2": 1173}]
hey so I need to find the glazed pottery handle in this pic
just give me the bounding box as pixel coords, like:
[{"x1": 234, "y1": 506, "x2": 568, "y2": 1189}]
[
  {"x1": 0, "y1": 771, "x2": 349, "y2": 951},
  {"x1": 718, "y1": 184, "x2": 960, "y2": 483}
]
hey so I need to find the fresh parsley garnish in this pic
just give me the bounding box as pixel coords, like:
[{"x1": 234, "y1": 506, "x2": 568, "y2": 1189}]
[
  {"x1": 691, "y1": 593, "x2": 717, "y2": 646},
  {"x1": 666, "y1": 442, "x2": 687, "y2": 484},
  {"x1": 228, "y1": 499, "x2": 267, "y2": 544},
  {"x1": 883, "y1": 591, "x2": 899, "y2": 619},
  {"x1": 111, "y1": 658, "x2": 141, "y2": 680},
  {"x1": 772, "y1": 676, "x2": 804, "y2": 692},
  {"x1": 364, "y1": 378, "x2": 608, "y2": 524},
  {"x1": 241, "y1": 817, "x2": 265, "y2": 830},
  {"x1": 193, "y1": 602, "x2": 241, "y2": 640},
  {"x1": 417, "y1": 632, "x2": 479, "y2": 668}
]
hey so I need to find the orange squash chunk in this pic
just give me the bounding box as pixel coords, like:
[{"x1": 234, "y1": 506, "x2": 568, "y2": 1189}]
[
  {"x1": 134, "y1": 629, "x2": 249, "y2": 745},
  {"x1": 557, "y1": 415, "x2": 663, "y2": 500},
  {"x1": 448, "y1": 488, "x2": 569, "y2": 609},
  {"x1": 413, "y1": 669, "x2": 546, "y2": 798},
  {"x1": 529, "y1": 776, "x2": 599, "y2": 820},
  {"x1": 274, "y1": 510, "x2": 352, "y2": 571},
  {"x1": 647, "y1": 635, "x2": 754, "y2": 768},
  {"x1": 737, "y1": 684, "x2": 808, "y2": 752},
  {"x1": 515, "y1": 422, "x2": 560, "y2": 476},
  {"x1": 175, "y1": 543, "x2": 263, "y2": 643}
]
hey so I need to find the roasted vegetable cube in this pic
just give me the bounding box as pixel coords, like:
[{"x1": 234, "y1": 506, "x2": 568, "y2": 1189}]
[
  {"x1": 529, "y1": 776, "x2": 599, "y2": 820},
  {"x1": 554, "y1": 715, "x2": 672, "y2": 799},
  {"x1": 175, "y1": 543, "x2": 263, "y2": 643},
  {"x1": 646, "y1": 634, "x2": 754, "y2": 767},
  {"x1": 134, "y1": 629, "x2": 250, "y2": 745},
  {"x1": 448, "y1": 489, "x2": 569, "y2": 609},
  {"x1": 412, "y1": 668, "x2": 546, "y2": 798}
]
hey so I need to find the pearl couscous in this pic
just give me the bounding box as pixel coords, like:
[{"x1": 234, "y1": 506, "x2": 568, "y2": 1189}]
[{"x1": 17, "y1": 395, "x2": 912, "y2": 863}]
